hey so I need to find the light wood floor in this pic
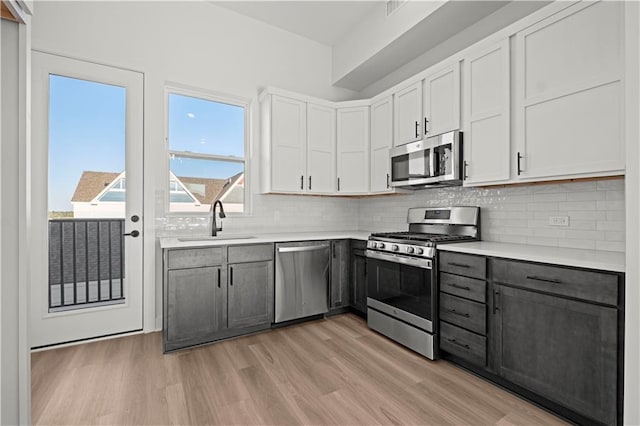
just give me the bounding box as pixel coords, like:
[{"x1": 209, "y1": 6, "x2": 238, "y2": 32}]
[{"x1": 32, "y1": 314, "x2": 567, "y2": 425}]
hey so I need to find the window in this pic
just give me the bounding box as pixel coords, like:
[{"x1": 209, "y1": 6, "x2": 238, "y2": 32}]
[{"x1": 166, "y1": 88, "x2": 248, "y2": 214}]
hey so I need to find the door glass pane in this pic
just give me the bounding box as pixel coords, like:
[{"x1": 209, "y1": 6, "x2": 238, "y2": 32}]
[{"x1": 48, "y1": 74, "x2": 127, "y2": 310}]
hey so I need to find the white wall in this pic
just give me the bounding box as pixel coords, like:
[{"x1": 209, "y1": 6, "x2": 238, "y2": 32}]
[
  {"x1": 624, "y1": 2, "x2": 640, "y2": 424},
  {"x1": 30, "y1": 1, "x2": 360, "y2": 332}
]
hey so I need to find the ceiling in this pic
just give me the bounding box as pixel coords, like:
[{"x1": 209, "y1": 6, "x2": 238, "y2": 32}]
[{"x1": 212, "y1": 1, "x2": 382, "y2": 47}]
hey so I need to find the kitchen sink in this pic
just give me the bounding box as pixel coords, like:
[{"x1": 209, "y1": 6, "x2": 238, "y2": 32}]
[{"x1": 177, "y1": 235, "x2": 255, "y2": 242}]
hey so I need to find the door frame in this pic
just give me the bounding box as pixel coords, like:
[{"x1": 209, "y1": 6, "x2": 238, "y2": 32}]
[{"x1": 30, "y1": 50, "x2": 145, "y2": 348}]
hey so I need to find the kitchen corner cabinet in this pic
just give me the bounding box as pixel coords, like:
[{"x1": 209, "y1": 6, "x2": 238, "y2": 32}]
[
  {"x1": 350, "y1": 240, "x2": 367, "y2": 315},
  {"x1": 164, "y1": 243, "x2": 274, "y2": 352},
  {"x1": 462, "y1": 39, "x2": 510, "y2": 185},
  {"x1": 337, "y1": 106, "x2": 370, "y2": 194},
  {"x1": 307, "y1": 103, "x2": 336, "y2": 193},
  {"x1": 514, "y1": 1, "x2": 624, "y2": 181},
  {"x1": 329, "y1": 240, "x2": 350, "y2": 310},
  {"x1": 261, "y1": 94, "x2": 336, "y2": 194},
  {"x1": 370, "y1": 96, "x2": 394, "y2": 193}
]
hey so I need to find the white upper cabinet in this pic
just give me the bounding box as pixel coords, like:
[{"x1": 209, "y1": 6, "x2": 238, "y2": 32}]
[
  {"x1": 370, "y1": 96, "x2": 393, "y2": 193},
  {"x1": 393, "y1": 81, "x2": 422, "y2": 146},
  {"x1": 306, "y1": 103, "x2": 336, "y2": 194},
  {"x1": 463, "y1": 39, "x2": 510, "y2": 186},
  {"x1": 424, "y1": 62, "x2": 460, "y2": 137},
  {"x1": 337, "y1": 106, "x2": 370, "y2": 194},
  {"x1": 514, "y1": 1, "x2": 624, "y2": 180},
  {"x1": 267, "y1": 95, "x2": 307, "y2": 193}
]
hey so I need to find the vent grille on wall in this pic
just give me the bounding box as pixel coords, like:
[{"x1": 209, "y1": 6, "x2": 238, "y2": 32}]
[{"x1": 386, "y1": 0, "x2": 408, "y2": 17}]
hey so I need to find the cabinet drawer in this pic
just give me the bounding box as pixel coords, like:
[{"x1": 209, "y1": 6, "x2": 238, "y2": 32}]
[
  {"x1": 440, "y1": 293, "x2": 486, "y2": 335},
  {"x1": 492, "y1": 258, "x2": 619, "y2": 306},
  {"x1": 440, "y1": 272, "x2": 486, "y2": 303},
  {"x1": 439, "y1": 252, "x2": 486, "y2": 279},
  {"x1": 440, "y1": 322, "x2": 486, "y2": 367},
  {"x1": 167, "y1": 248, "x2": 223, "y2": 269},
  {"x1": 227, "y1": 244, "x2": 273, "y2": 264}
]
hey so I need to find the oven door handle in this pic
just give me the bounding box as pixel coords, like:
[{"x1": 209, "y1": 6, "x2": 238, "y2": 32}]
[{"x1": 365, "y1": 250, "x2": 432, "y2": 269}]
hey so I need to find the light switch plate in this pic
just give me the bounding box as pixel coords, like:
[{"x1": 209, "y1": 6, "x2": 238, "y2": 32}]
[{"x1": 549, "y1": 216, "x2": 570, "y2": 227}]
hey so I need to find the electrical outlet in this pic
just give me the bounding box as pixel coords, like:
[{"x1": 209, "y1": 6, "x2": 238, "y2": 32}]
[{"x1": 549, "y1": 216, "x2": 570, "y2": 227}]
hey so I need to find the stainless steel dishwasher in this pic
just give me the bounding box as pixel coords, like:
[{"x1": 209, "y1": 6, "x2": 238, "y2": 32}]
[{"x1": 274, "y1": 241, "x2": 330, "y2": 323}]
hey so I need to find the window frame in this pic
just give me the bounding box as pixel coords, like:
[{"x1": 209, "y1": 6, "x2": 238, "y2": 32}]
[{"x1": 164, "y1": 84, "x2": 252, "y2": 216}]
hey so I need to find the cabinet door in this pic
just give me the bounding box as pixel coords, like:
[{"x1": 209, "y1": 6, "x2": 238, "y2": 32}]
[
  {"x1": 227, "y1": 261, "x2": 274, "y2": 329},
  {"x1": 424, "y1": 62, "x2": 460, "y2": 137},
  {"x1": 515, "y1": 1, "x2": 623, "y2": 180},
  {"x1": 330, "y1": 240, "x2": 350, "y2": 309},
  {"x1": 307, "y1": 103, "x2": 336, "y2": 194},
  {"x1": 393, "y1": 81, "x2": 422, "y2": 146},
  {"x1": 166, "y1": 266, "x2": 224, "y2": 343},
  {"x1": 337, "y1": 106, "x2": 370, "y2": 194},
  {"x1": 270, "y1": 95, "x2": 307, "y2": 192},
  {"x1": 463, "y1": 39, "x2": 510, "y2": 185},
  {"x1": 370, "y1": 96, "x2": 393, "y2": 193},
  {"x1": 351, "y1": 253, "x2": 367, "y2": 314},
  {"x1": 494, "y1": 284, "x2": 618, "y2": 425}
]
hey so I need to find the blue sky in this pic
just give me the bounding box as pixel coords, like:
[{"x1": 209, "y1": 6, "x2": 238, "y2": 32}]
[{"x1": 48, "y1": 76, "x2": 245, "y2": 211}]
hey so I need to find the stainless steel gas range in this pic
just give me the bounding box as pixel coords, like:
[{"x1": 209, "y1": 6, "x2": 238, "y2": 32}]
[{"x1": 365, "y1": 206, "x2": 481, "y2": 360}]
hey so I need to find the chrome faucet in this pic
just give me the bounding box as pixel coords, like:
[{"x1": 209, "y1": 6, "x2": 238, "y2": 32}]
[{"x1": 210, "y1": 200, "x2": 226, "y2": 236}]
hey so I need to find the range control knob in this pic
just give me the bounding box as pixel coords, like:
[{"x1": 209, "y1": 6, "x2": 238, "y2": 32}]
[
  {"x1": 377, "y1": 242, "x2": 386, "y2": 249},
  {"x1": 406, "y1": 246, "x2": 414, "y2": 254},
  {"x1": 416, "y1": 247, "x2": 424, "y2": 255},
  {"x1": 391, "y1": 244, "x2": 399, "y2": 252}
]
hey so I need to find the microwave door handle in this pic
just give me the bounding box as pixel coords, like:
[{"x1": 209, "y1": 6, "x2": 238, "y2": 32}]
[{"x1": 431, "y1": 148, "x2": 437, "y2": 178}]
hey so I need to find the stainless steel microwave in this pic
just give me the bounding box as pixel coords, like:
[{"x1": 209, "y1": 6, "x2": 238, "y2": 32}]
[{"x1": 389, "y1": 131, "x2": 462, "y2": 188}]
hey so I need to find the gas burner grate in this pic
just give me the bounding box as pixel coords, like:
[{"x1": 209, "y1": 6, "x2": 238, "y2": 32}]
[{"x1": 370, "y1": 232, "x2": 476, "y2": 243}]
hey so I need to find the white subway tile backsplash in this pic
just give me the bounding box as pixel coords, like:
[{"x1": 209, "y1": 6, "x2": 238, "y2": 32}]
[
  {"x1": 155, "y1": 178, "x2": 625, "y2": 254},
  {"x1": 357, "y1": 178, "x2": 625, "y2": 253}
]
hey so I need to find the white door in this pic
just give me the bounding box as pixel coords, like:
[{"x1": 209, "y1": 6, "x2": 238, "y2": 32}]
[
  {"x1": 306, "y1": 102, "x2": 336, "y2": 194},
  {"x1": 393, "y1": 81, "x2": 422, "y2": 146},
  {"x1": 270, "y1": 95, "x2": 307, "y2": 193},
  {"x1": 30, "y1": 52, "x2": 144, "y2": 347},
  {"x1": 424, "y1": 62, "x2": 460, "y2": 137},
  {"x1": 337, "y1": 106, "x2": 370, "y2": 194},
  {"x1": 463, "y1": 39, "x2": 511, "y2": 185},
  {"x1": 370, "y1": 96, "x2": 393, "y2": 193}
]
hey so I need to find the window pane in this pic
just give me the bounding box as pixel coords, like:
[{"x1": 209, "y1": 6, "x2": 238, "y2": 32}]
[
  {"x1": 168, "y1": 93, "x2": 244, "y2": 157},
  {"x1": 169, "y1": 156, "x2": 244, "y2": 213},
  {"x1": 99, "y1": 191, "x2": 126, "y2": 202}
]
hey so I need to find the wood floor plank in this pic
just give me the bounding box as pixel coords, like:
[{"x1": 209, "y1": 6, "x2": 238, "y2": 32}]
[{"x1": 32, "y1": 313, "x2": 568, "y2": 425}]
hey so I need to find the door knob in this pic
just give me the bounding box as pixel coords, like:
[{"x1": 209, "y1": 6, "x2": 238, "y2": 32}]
[{"x1": 123, "y1": 230, "x2": 140, "y2": 237}]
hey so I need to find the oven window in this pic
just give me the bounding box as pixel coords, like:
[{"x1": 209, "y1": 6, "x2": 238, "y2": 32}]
[{"x1": 367, "y1": 258, "x2": 433, "y2": 321}]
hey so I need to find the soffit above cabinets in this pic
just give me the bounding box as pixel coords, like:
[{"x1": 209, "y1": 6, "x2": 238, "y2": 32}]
[{"x1": 211, "y1": 1, "x2": 380, "y2": 47}]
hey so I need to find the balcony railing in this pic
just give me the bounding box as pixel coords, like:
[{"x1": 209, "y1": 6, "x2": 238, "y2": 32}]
[{"x1": 48, "y1": 219, "x2": 125, "y2": 311}]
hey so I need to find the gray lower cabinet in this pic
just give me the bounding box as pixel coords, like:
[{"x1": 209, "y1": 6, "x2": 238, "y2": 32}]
[
  {"x1": 166, "y1": 266, "x2": 225, "y2": 343},
  {"x1": 350, "y1": 240, "x2": 367, "y2": 314},
  {"x1": 227, "y1": 261, "x2": 274, "y2": 329},
  {"x1": 330, "y1": 240, "x2": 350, "y2": 309},
  {"x1": 490, "y1": 257, "x2": 622, "y2": 425},
  {"x1": 164, "y1": 244, "x2": 274, "y2": 352}
]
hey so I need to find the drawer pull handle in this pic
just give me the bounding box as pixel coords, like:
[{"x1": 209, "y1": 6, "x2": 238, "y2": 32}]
[
  {"x1": 450, "y1": 283, "x2": 471, "y2": 291},
  {"x1": 448, "y1": 262, "x2": 470, "y2": 268},
  {"x1": 526, "y1": 275, "x2": 562, "y2": 284},
  {"x1": 446, "y1": 308, "x2": 470, "y2": 318},
  {"x1": 446, "y1": 338, "x2": 470, "y2": 350}
]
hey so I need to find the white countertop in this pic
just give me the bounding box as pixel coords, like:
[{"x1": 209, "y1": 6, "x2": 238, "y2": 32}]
[
  {"x1": 438, "y1": 241, "x2": 625, "y2": 273},
  {"x1": 159, "y1": 231, "x2": 371, "y2": 249}
]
